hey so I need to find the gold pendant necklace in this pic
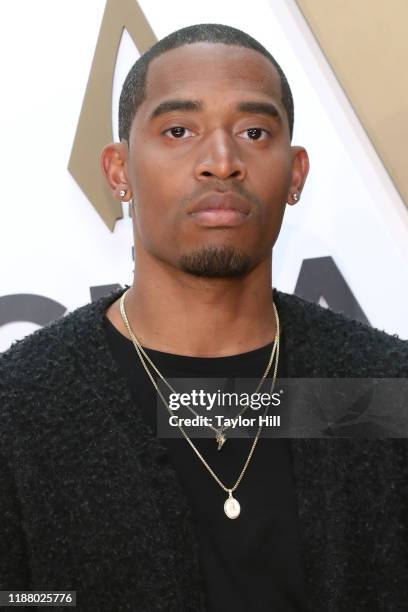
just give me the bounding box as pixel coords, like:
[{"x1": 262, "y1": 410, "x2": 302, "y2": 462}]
[
  {"x1": 119, "y1": 288, "x2": 280, "y2": 518},
  {"x1": 119, "y1": 289, "x2": 279, "y2": 450}
]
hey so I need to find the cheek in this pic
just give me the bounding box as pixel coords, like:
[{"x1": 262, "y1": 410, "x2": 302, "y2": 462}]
[
  {"x1": 130, "y1": 156, "x2": 183, "y2": 247},
  {"x1": 249, "y1": 151, "x2": 292, "y2": 238},
  {"x1": 252, "y1": 149, "x2": 292, "y2": 196}
]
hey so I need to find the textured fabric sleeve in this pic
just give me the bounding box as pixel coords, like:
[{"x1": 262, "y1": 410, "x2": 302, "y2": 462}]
[{"x1": 0, "y1": 452, "x2": 30, "y2": 589}]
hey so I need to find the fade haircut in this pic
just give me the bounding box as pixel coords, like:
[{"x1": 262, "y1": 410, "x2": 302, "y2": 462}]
[{"x1": 118, "y1": 23, "x2": 294, "y2": 142}]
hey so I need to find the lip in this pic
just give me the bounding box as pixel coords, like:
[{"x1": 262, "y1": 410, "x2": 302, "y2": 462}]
[{"x1": 188, "y1": 192, "x2": 251, "y2": 228}]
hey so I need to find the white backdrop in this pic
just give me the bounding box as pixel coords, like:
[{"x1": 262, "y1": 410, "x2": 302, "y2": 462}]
[{"x1": 1, "y1": 0, "x2": 407, "y2": 352}]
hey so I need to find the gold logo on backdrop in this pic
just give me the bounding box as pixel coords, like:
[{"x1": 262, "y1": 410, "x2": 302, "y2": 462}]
[
  {"x1": 68, "y1": 0, "x2": 157, "y2": 231},
  {"x1": 295, "y1": 0, "x2": 408, "y2": 210}
]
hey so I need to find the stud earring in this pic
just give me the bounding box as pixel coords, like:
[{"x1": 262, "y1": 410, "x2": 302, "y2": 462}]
[
  {"x1": 292, "y1": 191, "x2": 300, "y2": 202},
  {"x1": 119, "y1": 189, "x2": 126, "y2": 199}
]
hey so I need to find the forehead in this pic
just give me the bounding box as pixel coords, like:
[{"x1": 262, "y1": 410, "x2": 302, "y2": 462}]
[{"x1": 141, "y1": 42, "x2": 283, "y2": 112}]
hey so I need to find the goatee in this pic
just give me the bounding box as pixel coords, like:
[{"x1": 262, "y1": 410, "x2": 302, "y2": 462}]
[{"x1": 178, "y1": 245, "x2": 252, "y2": 278}]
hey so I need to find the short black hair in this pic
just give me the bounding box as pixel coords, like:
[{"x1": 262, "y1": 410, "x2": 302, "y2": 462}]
[{"x1": 118, "y1": 23, "x2": 294, "y2": 142}]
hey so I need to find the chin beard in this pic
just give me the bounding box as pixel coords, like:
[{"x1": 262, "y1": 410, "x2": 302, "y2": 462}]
[{"x1": 178, "y1": 245, "x2": 252, "y2": 278}]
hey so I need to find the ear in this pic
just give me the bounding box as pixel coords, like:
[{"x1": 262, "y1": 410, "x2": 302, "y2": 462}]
[
  {"x1": 100, "y1": 141, "x2": 132, "y2": 201},
  {"x1": 286, "y1": 146, "x2": 310, "y2": 205}
]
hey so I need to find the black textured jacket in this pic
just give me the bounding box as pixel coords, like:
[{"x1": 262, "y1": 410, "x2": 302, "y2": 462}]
[{"x1": 1, "y1": 286, "x2": 408, "y2": 611}]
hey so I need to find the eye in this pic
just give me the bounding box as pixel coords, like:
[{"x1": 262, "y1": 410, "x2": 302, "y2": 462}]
[
  {"x1": 163, "y1": 126, "x2": 194, "y2": 139},
  {"x1": 239, "y1": 128, "x2": 270, "y2": 141}
]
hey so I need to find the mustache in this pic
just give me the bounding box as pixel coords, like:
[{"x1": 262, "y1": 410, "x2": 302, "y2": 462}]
[{"x1": 180, "y1": 181, "x2": 263, "y2": 211}]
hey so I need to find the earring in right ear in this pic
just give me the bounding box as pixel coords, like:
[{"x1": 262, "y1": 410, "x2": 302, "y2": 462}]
[{"x1": 292, "y1": 191, "x2": 300, "y2": 202}]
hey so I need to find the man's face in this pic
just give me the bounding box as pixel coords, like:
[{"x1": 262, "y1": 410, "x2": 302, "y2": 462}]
[{"x1": 125, "y1": 42, "x2": 306, "y2": 277}]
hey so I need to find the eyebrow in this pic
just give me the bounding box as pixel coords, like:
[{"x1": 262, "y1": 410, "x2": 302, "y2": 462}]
[
  {"x1": 149, "y1": 99, "x2": 203, "y2": 120},
  {"x1": 236, "y1": 101, "x2": 281, "y2": 121},
  {"x1": 148, "y1": 99, "x2": 281, "y2": 122}
]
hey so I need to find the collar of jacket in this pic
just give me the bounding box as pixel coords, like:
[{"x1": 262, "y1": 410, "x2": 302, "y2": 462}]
[{"x1": 69, "y1": 285, "x2": 407, "y2": 610}]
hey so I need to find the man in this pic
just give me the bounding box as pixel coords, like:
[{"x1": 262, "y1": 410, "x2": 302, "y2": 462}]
[{"x1": 1, "y1": 23, "x2": 407, "y2": 612}]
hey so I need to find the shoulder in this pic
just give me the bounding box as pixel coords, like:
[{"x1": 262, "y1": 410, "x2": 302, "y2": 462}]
[
  {"x1": 274, "y1": 289, "x2": 408, "y2": 376},
  {"x1": 0, "y1": 287, "x2": 128, "y2": 464},
  {"x1": 0, "y1": 287, "x2": 125, "y2": 455},
  {"x1": 1, "y1": 300, "x2": 94, "y2": 384},
  {"x1": 0, "y1": 287, "x2": 124, "y2": 400}
]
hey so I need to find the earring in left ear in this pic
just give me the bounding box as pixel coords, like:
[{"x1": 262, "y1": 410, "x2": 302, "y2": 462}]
[
  {"x1": 292, "y1": 191, "x2": 300, "y2": 202},
  {"x1": 119, "y1": 189, "x2": 126, "y2": 199}
]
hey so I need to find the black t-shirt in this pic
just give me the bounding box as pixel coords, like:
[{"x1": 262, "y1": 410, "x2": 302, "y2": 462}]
[{"x1": 103, "y1": 314, "x2": 307, "y2": 611}]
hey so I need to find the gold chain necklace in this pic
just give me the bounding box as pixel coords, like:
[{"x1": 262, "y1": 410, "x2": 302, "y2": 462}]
[
  {"x1": 119, "y1": 288, "x2": 279, "y2": 450},
  {"x1": 119, "y1": 288, "x2": 280, "y2": 519}
]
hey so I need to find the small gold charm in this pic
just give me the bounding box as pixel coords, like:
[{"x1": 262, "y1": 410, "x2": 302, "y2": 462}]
[
  {"x1": 215, "y1": 432, "x2": 226, "y2": 450},
  {"x1": 224, "y1": 490, "x2": 240, "y2": 519}
]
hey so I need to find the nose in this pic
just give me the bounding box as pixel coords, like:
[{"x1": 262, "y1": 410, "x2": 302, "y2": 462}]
[{"x1": 194, "y1": 129, "x2": 246, "y2": 182}]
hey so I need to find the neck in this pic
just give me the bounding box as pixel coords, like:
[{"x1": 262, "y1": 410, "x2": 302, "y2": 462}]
[{"x1": 106, "y1": 251, "x2": 278, "y2": 358}]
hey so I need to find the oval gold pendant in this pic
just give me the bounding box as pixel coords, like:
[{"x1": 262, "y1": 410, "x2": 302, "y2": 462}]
[{"x1": 224, "y1": 492, "x2": 240, "y2": 519}]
